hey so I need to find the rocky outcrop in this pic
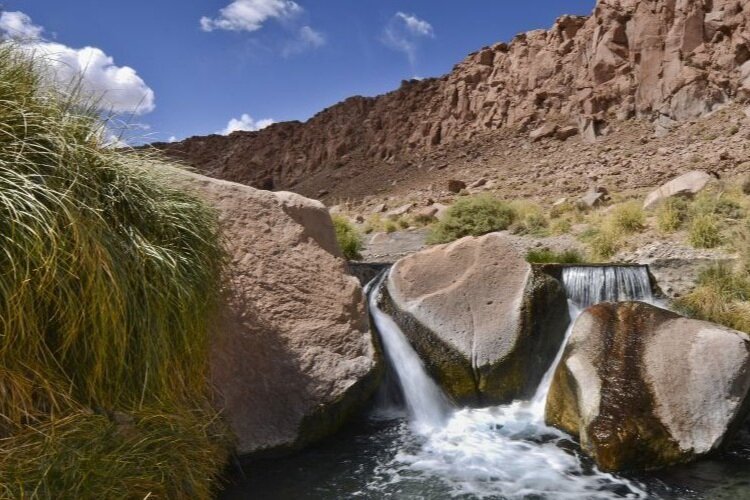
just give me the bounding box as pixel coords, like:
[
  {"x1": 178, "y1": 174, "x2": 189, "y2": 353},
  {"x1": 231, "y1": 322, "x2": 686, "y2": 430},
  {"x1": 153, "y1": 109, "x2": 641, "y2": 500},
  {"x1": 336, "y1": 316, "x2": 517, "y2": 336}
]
[
  {"x1": 546, "y1": 301, "x2": 750, "y2": 471},
  {"x1": 157, "y1": 165, "x2": 381, "y2": 456},
  {"x1": 153, "y1": 0, "x2": 750, "y2": 199},
  {"x1": 382, "y1": 232, "x2": 569, "y2": 404},
  {"x1": 643, "y1": 170, "x2": 719, "y2": 209}
]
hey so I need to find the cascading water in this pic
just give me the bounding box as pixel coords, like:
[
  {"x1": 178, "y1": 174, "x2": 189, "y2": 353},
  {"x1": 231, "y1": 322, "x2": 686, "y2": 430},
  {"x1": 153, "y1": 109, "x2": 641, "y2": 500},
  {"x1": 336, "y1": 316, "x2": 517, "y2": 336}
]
[
  {"x1": 531, "y1": 265, "x2": 655, "y2": 412},
  {"x1": 363, "y1": 265, "x2": 656, "y2": 499},
  {"x1": 367, "y1": 273, "x2": 451, "y2": 430}
]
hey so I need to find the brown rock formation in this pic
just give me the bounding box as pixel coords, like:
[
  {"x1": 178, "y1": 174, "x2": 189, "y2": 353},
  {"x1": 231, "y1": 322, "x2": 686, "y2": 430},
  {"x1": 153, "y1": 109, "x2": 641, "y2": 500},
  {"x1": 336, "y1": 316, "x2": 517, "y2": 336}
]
[
  {"x1": 382, "y1": 233, "x2": 569, "y2": 404},
  {"x1": 157, "y1": 165, "x2": 381, "y2": 456},
  {"x1": 546, "y1": 301, "x2": 750, "y2": 471},
  {"x1": 152, "y1": 0, "x2": 750, "y2": 199}
]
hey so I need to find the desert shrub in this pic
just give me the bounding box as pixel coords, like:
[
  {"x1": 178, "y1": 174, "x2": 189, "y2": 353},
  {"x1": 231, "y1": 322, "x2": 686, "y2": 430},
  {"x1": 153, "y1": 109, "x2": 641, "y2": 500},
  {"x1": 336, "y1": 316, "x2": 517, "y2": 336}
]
[
  {"x1": 0, "y1": 44, "x2": 228, "y2": 496},
  {"x1": 550, "y1": 217, "x2": 573, "y2": 235},
  {"x1": 689, "y1": 214, "x2": 723, "y2": 248},
  {"x1": 427, "y1": 195, "x2": 516, "y2": 244},
  {"x1": 609, "y1": 201, "x2": 646, "y2": 233},
  {"x1": 675, "y1": 264, "x2": 750, "y2": 333},
  {"x1": 332, "y1": 215, "x2": 363, "y2": 260},
  {"x1": 656, "y1": 197, "x2": 689, "y2": 233},
  {"x1": 742, "y1": 175, "x2": 750, "y2": 196},
  {"x1": 510, "y1": 200, "x2": 549, "y2": 236},
  {"x1": 363, "y1": 214, "x2": 383, "y2": 234},
  {"x1": 385, "y1": 220, "x2": 399, "y2": 233},
  {"x1": 580, "y1": 224, "x2": 622, "y2": 262},
  {"x1": 690, "y1": 190, "x2": 743, "y2": 220},
  {"x1": 398, "y1": 217, "x2": 410, "y2": 229},
  {"x1": 525, "y1": 248, "x2": 585, "y2": 264}
]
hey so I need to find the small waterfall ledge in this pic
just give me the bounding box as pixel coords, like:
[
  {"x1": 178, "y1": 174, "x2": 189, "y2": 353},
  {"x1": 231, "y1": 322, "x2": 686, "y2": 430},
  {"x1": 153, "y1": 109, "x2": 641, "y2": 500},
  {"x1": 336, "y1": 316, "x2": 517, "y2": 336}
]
[{"x1": 364, "y1": 264, "x2": 656, "y2": 498}]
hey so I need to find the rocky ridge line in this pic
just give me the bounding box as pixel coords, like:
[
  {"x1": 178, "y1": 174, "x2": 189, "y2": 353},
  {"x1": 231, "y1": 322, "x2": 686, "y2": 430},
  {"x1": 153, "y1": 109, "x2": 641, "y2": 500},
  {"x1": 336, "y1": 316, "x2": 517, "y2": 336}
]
[{"x1": 154, "y1": 0, "x2": 750, "y2": 199}]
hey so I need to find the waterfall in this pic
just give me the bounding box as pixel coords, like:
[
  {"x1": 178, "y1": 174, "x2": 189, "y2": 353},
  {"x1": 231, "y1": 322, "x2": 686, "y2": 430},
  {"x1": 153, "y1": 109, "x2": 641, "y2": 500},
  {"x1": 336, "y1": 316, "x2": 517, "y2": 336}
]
[
  {"x1": 365, "y1": 266, "x2": 650, "y2": 498},
  {"x1": 366, "y1": 272, "x2": 451, "y2": 431},
  {"x1": 561, "y1": 265, "x2": 653, "y2": 308},
  {"x1": 531, "y1": 265, "x2": 655, "y2": 413}
]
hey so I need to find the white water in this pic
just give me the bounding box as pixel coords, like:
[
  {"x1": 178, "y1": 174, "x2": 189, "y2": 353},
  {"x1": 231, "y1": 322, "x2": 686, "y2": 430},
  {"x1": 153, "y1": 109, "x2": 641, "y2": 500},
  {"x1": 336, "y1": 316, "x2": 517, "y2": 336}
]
[
  {"x1": 367, "y1": 274, "x2": 451, "y2": 431},
  {"x1": 366, "y1": 266, "x2": 656, "y2": 499}
]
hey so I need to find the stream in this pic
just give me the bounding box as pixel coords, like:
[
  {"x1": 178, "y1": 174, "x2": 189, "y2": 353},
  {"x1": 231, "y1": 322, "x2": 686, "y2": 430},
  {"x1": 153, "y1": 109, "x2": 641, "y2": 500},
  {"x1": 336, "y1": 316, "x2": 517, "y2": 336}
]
[{"x1": 222, "y1": 266, "x2": 750, "y2": 499}]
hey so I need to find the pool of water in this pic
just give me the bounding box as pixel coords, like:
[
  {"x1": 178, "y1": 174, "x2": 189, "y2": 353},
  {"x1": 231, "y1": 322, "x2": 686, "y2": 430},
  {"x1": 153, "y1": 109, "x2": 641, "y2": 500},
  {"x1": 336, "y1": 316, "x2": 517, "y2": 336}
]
[{"x1": 219, "y1": 412, "x2": 750, "y2": 500}]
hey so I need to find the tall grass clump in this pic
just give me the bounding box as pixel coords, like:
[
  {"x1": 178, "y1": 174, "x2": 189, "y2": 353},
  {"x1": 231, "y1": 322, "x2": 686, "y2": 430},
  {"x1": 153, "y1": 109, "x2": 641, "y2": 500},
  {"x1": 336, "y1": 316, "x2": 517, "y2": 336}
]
[
  {"x1": 427, "y1": 195, "x2": 515, "y2": 244},
  {"x1": 0, "y1": 44, "x2": 229, "y2": 496},
  {"x1": 675, "y1": 263, "x2": 750, "y2": 333},
  {"x1": 525, "y1": 248, "x2": 585, "y2": 264},
  {"x1": 510, "y1": 200, "x2": 549, "y2": 236},
  {"x1": 656, "y1": 197, "x2": 689, "y2": 233},
  {"x1": 332, "y1": 215, "x2": 363, "y2": 260},
  {"x1": 609, "y1": 201, "x2": 646, "y2": 233},
  {"x1": 689, "y1": 214, "x2": 723, "y2": 248}
]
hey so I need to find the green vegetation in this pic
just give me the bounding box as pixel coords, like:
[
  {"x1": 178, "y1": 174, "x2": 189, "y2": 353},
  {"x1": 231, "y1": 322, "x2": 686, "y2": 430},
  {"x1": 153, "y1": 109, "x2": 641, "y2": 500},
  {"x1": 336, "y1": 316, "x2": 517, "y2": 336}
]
[
  {"x1": 0, "y1": 45, "x2": 228, "y2": 497},
  {"x1": 427, "y1": 195, "x2": 515, "y2": 244},
  {"x1": 525, "y1": 248, "x2": 585, "y2": 264},
  {"x1": 675, "y1": 263, "x2": 750, "y2": 333},
  {"x1": 656, "y1": 197, "x2": 689, "y2": 233},
  {"x1": 609, "y1": 201, "x2": 646, "y2": 233},
  {"x1": 688, "y1": 214, "x2": 723, "y2": 248},
  {"x1": 332, "y1": 215, "x2": 363, "y2": 260},
  {"x1": 586, "y1": 227, "x2": 622, "y2": 261},
  {"x1": 510, "y1": 200, "x2": 549, "y2": 236},
  {"x1": 550, "y1": 217, "x2": 573, "y2": 235}
]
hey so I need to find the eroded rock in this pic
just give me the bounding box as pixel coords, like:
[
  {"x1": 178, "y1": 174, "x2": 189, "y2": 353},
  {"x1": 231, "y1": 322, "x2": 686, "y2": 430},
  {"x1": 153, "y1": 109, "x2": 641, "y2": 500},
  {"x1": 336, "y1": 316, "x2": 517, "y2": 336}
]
[
  {"x1": 546, "y1": 301, "x2": 750, "y2": 471},
  {"x1": 159, "y1": 165, "x2": 381, "y2": 456},
  {"x1": 643, "y1": 170, "x2": 719, "y2": 210},
  {"x1": 382, "y1": 233, "x2": 569, "y2": 404}
]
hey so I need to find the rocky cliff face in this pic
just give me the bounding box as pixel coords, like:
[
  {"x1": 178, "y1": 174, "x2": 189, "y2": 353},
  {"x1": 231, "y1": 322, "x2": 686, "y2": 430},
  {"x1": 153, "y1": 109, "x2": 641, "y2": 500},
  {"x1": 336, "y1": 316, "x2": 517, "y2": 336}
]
[{"x1": 154, "y1": 0, "x2": 750, "y2": 198}]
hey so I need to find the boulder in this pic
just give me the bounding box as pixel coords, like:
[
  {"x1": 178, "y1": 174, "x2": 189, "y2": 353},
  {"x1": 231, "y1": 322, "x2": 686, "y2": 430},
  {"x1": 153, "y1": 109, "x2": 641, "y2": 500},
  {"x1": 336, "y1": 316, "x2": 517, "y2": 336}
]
[
  {"x1": 643, "y1": 171, "x2": 718, "y2": 210},
  {"x1": 413, "y1": 206, "x2": 439, "y2": 222},
  {"x1": 578, "y1": 189, "x2": 608, "y2": 209},
  {"x1": 382, "y1": 233, "x2": 569, "y2": 404},
  {"x1": 386, "y1": 203, "x2": 414, "y2": 219},
  {"x1": 529, "y1": 123, "x2": 558, "y2": 141},
  {"x1": 447, "y1": 179, "x2": 467, "y2": 193},
  {"x1": 546, "y1": 301, "x2": 750, "y2": 471},
  {"x1": 158, "y1": 166, "x2": 381, "y2": 456},
  {"x1": 556, "y1": 126, "x2": 579, "y2": 140}
]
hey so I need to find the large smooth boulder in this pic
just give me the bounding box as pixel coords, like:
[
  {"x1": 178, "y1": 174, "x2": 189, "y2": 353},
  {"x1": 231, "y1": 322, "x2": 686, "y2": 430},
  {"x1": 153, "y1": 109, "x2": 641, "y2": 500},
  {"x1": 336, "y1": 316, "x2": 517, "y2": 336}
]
[
  {"x1": 546, "y1": 301, "x2": 750, "y2": 471},
  {"x1": 159, "y1": 166, "x2": 380, "y2": 456},
  {"x1": 643, "y1": 171, "x2": 718, "y2": 210},
  {"x1": 382, "y1": 232, "x2": 569, "y2": 404}
]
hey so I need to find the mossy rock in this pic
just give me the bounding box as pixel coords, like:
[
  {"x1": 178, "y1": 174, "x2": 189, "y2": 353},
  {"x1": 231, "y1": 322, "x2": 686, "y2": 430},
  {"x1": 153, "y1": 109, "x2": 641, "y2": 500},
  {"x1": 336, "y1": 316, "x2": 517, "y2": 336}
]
[
  {"x1": 382, "y1": 233, "x2": 569, "y2": 405},
  {"x1": 546, "y1": 301, "x2": 750, "y2": 471}
]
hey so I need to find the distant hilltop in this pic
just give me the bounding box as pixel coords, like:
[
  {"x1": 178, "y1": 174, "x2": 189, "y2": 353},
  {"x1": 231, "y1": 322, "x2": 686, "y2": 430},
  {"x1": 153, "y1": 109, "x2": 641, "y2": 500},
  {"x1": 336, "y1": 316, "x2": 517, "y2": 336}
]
[{"x1": 152, "y1": 0, "x2": 750, "y2": 199}]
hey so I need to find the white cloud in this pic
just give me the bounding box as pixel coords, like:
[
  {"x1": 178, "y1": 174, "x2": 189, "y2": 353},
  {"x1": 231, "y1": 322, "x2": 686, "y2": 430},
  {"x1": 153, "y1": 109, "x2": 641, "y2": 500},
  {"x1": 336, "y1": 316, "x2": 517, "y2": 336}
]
[
  {"x1": 0, "y1": 11, "x2": 43, "y2": 40},
  {"x1": 282, "y1": 25, "x2": 325, "y2": 57},
  {"x1": 168, "y1": 136, "x2": 178, "y2": 143},
  {"x1": 396, "y1": 12, "x2": 434, "y2": 37},
  {"x1": 200, "y1": 0, "x2": 302, "y2": 32},
  {"x1": 0, "y1": 11, "x2": 155, "y2": 116},
  {"x1": 201, "y1": 1, "x2": 324, "y2": 56},
  {"x1": 382, "y1": 12, "x2": 435, "y2": 69},
  {"x1": 221, "y1": 114, "x2": 274, "y2": 135}
]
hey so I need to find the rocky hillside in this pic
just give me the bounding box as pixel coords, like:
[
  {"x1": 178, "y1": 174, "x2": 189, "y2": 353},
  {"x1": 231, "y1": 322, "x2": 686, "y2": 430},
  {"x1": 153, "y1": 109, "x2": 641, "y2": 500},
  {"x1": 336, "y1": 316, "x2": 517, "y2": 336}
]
[{"x1": 153, "y1": 0, "x2": 750, "y2": 200}]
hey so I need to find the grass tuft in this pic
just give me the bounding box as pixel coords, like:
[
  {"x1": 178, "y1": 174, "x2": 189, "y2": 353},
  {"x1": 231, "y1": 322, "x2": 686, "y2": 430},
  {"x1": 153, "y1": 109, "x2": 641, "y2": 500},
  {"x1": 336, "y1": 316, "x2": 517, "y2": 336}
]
[
  {"x1": 689, "y1": 214, "x2": 723, "y2": 248},
  {"x1": 675, "y1": 264, "x2": 750, "y2": 333},
  {"x1": 0, "y1": 43, "x2": 228, "y2": 496},
  {"x1": 332, "y1": 215, "x2": 363, "y2": 260},
  {"x1": 656, "y1": 197, "x2": 689, "y2": 233},
  {"x1": 525, "y1": 248, "x2": 585, "y2": 264},
  {"x1": 609, "y1": 201, "x2": 646, "y2": 233}
]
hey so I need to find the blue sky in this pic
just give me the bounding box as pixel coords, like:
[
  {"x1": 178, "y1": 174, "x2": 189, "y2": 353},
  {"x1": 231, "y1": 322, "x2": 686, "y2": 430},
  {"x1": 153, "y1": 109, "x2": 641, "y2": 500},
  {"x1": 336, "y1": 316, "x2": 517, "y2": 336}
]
[{"x1": 6, "y1": 1, "x2": 595, "y2": 143}]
